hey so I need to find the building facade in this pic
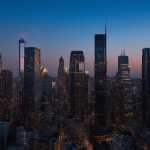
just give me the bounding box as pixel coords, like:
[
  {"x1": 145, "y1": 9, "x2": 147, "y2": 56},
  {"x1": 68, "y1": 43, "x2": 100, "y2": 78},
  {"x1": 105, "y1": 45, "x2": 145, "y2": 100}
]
[
  {"x1": 23, "y1": 47, "x2": 41, "y2": 130},
  {"x1": 116, "y1": 52, "x2": 133, "y2": 125},
  {"x1": 0, "y1": 69, "x2": 13, "y2": 121},
  {"x1": 0, "y1": 53, "x2": 2, "y2": 74},
  {"x1": 69, "y1": 51, "x2": 86, "y2": 118},
  {"x1": 94, "y1": 25, "x2": 107, "y2": 129},
  {"x1": 142, "y1": 48, "x2": 150, "y2": 128}
]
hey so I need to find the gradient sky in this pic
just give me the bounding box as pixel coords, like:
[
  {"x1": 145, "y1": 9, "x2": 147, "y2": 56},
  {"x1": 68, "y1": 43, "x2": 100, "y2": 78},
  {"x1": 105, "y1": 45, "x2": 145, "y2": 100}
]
[{"x1": 0, "y1": 0, "x2": 150, "y2": 78}]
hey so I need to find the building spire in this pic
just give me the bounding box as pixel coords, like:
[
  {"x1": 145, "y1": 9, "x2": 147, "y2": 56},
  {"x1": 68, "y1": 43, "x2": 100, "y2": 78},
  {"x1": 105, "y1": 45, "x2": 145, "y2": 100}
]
[
  {"x1": 123, "y1": 39, "x2": 125, "y2": 55},
  {"x1": 61, "y1": 51, "x2": 62, "y2": 57},
  {"x1": 105, "y1": 18, "x2": 107, "y2": 35},
  {"x1": 22, "y1": 34, "x2": 23, "y2": 38}
]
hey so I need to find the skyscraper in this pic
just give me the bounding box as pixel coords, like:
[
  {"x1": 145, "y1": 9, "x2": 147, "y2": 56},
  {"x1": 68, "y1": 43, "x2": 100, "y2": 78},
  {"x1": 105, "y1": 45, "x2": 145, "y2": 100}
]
[
  {"x1": 64, "y1": 68, "x2": 69, "y2": 111},
  {"x1": 0, "y1": 53, "x2": 2, "y2": 74},
  {"x1": 23, "y1": 47, "x2": 41, "y2": 130},
  {"x1": 95, "y1": 25, "x2": 107, "y2": 129},
  {"x1": 85, "y1": 71, "x2": 89, "y2": 114},
  {"x1": 116, "y1": 51, "x2": 133, "y2": 125},
  {"x1": 142, "y1": 48, "x2": 150, "y2": 128},
  {"x1": 19, "y1": 35, "x2": 27, "y2": 79},
  {"x1": 69, "y1": 51, "x2": 86, "y2": 118},
  {"x1": 58, "y1": 56, "x2": 64, "y2": 100},
  {"x1": 0, "y1": 53, "x2": 2, "y2": 121},
  {"x1": 0, "y1": 69, "x2": 13, "y2": 121},
  {"x1": 41, "y1": 67, "x2": 49, "y2": 103}
]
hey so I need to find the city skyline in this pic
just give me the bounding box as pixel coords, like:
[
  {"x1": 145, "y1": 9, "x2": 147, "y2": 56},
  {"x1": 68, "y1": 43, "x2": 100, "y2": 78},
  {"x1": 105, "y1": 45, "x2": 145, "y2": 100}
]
[
  {"x1": 1, "y1": 0, "x2": 150, "y2": 78},
  {"x1": 1, "y1": 1, "x2": 150, "y2": 149}
]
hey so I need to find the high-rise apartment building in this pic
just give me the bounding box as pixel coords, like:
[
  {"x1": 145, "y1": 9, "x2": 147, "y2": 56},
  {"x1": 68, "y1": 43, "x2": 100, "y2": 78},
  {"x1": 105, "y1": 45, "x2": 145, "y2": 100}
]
[
  {"x1": 19, "y1": 35, "x2": 27, "y2": 79},
  {"x1": 116, "y1": 51, "x2": 133, "y2": 125},
  {"x1": 23, "y1": 47, "x2": 41, "y2": 130},
  {"x1": 58, "y1": 56, "x2": 64, "y2": 100},
  {"x1": 94, "y1": 25, "x2": 107, "y2": 129},
  {"x1": 142, "y1": 48, "x2": 150, "y2": 128},
  {"x1": 69, "y1": 51, "x2": 86, "y2": 118}
]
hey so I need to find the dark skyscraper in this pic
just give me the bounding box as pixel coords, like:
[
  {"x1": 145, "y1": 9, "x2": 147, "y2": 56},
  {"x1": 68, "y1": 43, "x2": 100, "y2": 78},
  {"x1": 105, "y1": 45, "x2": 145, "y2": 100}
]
[
  {"x1": 58, "y1": 56, "x2": 64, "y2": 100},
  {"x1": 23, "y1": 47, "x2": 41, "y2": 130},
  {"x1": 69, "y1": 51, "x2": 86, "y2": 118},
  {"x1": 19, "y1": 35, "x2": 27, "y2": 79},
  {"x1": 142, "y1": 48, "x2": 150, "y2": 128},
  {"x1": 94, "y1": 24, "x2": 107, "y2": 129},
  {"x1": 0, "y1": 53, "x2": 2, "y2": 74},
  {"x1": 0, "y1": 69, "x2": 12, "y2": 121},
  {"x1": 116, "y1": 51, "x2": 133, "y2": 125}
]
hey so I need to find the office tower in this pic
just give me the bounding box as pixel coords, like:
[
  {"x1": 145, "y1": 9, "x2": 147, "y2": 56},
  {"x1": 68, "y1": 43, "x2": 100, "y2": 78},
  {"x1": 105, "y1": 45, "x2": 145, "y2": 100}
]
[
  {"x1": 23, "y1": 47, "x2": 41, "y2": 131},
  {"x1": 69, "y1": 51, "x2": 86, "y2": 118},
  {"x1": 19, "y1": 35, "x2": 27, "y2": 79},
  {"x1": 64, "y1": 68, "x2": 69, "y2": 111},
  {"x1": 58, "y1": 56, "x2": 64, "y2": 100},
  {"x1": 116, "y1": 51, "x2": 133, "y2": 125},
  {"x1": 142, "y1": 48, "x2": 150, "y2": 128},
  {"x1": 0, "y1": 53, "x2": 2, "y2": 74},
  {"x1": 88, "y1": 76, "x2": 91, "y2": 106},
  {"x1": 94, "y1": 25, "x2": 107, "y2": 129},
  {"x1": 41, "y1": 67, "x2": 49, "y2": 92},
  {"x1": 85, "y1": 71, "x2": 89, "y2": 113},
  {"x1": 41, "y1": 67, "x2": 49, "y2": 103},
  {"x1": 0, "y1": 53, "x2": 2, "y2": 120},
  {"x1": 0, "y1": 69, "x2": 13, "y2": 121}
]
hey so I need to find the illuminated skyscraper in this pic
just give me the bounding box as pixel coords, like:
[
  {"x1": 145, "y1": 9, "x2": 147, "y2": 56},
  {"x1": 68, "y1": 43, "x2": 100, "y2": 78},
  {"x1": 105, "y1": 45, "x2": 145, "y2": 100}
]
[
  {"x1": 69, "y1": 51, "x2": 86, "y2": 118},
  {"x1": 23, "y1": 47, "x2": 41, "y2": 130},
  {"x1": 116, "y1": 51, "x2": 133, "y2": 125},
  {"x1": 58, "y1": 56, "x2": 64, "y2": 100},
  {"x1": 19, "y1": 35, "x2": 27, "y2": 79},
  {"x1": 94, "y1": 25, "x2": 107, "y2": 129},
  {"x1": 142, "y1": 48, "x2": 150, "y2": 128}
]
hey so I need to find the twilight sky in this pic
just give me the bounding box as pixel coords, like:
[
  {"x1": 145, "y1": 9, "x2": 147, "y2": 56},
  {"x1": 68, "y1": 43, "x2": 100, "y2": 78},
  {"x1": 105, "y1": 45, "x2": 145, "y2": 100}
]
[{"x1": 0, "y1": 0, "x2": 150, "y2": 78}]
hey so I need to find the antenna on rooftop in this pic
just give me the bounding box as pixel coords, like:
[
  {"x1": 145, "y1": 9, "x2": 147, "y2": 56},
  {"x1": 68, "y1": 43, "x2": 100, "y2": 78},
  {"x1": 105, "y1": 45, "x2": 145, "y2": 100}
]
[
  {"x1": 123, "y1": 39, "x2": 125, "y2": 55},
  {"x1": 105, "y1": 18, "x2": 107, "y2": 35}
]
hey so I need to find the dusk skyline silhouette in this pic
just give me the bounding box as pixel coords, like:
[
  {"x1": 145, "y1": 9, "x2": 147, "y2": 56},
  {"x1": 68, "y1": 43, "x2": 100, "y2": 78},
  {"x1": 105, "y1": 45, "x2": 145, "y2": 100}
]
[{"x1": 1, "y1": 0, "x2": 150, "y2": 77}]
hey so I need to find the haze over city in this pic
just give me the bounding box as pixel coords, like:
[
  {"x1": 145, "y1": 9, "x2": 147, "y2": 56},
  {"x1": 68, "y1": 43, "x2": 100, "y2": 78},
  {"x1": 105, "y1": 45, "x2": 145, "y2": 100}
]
[{"x1": 1, "y1": 0, "x2": 150, "y2": 78}]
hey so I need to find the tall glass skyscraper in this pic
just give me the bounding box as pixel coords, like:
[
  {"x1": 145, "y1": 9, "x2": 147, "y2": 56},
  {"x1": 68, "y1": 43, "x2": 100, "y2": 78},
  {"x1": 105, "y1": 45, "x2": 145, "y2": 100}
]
[
  {"x1": 23, "y1": 47, "x2": 41, "y2": 131},
  {"x1": 0, "y1": 53, "x2": 2, "y2": 74},
  {"x1": 116, "y1": 51, "x2": 133, "y2": 125},
  {"x1": 19, "y1": 35, "x2": 27, "y2": 79},
  {"x1": 69, "y1": 51, "x2": 86, "y2": 118},
  {"x1": 94, "y1": 25, "x2": 107, "y2": 129},
  {"x1": 142, "y1": 48, "x2": 150, "y2": 128}
]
